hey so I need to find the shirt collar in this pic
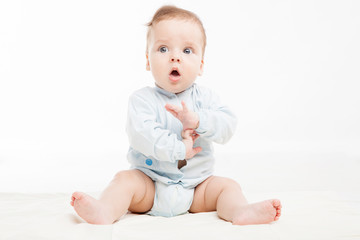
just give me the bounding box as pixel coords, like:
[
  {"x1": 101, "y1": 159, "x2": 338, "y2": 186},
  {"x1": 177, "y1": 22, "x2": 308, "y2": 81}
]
[{"x1": 154, "y1": 84, "x2": 195, "y2": 98}]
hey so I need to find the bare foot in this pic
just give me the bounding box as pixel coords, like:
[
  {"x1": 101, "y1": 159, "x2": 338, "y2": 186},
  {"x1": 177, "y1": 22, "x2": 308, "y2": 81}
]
[
  {"x1": 70, "y1": 192, "x2": 113, "y2": 224},
  {"x1": 232, "y1": 199, "x2": 282, "y2": 225}
]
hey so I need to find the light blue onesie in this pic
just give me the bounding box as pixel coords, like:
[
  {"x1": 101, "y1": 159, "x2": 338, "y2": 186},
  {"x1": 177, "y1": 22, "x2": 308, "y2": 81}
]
[{"x1": 126, "y1": 83, "x2": 237, "y2": 217}]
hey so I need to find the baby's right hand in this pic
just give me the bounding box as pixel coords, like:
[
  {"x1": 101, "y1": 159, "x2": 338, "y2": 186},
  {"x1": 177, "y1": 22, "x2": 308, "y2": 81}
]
[
  {"x1": 182, "y1": 129, "x2": 202, "y2": 160},
  {"x1": 165, "y1": 101, "x2": 199, "y2": 130}
]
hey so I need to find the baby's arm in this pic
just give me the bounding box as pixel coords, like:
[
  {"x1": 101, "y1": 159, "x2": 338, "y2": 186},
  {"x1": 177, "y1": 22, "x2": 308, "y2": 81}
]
[
  {"x1": 127, "y1": 93, "x2": 186, "y2": 163},
  {"x1": 195, "y1": 89, "x2": 237, "y2": 144},
  {"x1": 166, "y1": 87, "x2": 237, "y2": 144}
]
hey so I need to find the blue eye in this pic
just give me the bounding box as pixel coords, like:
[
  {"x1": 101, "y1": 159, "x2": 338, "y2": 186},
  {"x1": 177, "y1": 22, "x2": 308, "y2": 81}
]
[
  {"x1": 184, "y1": 48, "x2": 192, "y2": 54},
  {"x1": 159, "y1": 46, "x2": 168, "y2": 53}
]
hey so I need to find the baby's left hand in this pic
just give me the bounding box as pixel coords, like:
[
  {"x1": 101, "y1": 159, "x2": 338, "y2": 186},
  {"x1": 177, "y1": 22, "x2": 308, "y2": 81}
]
[
  {"x1": 165, "y1": 101, "x2": 199, "y2": 130},
  {"x1": 181, "y1": 129, "x2": 202, "y2": 160}
]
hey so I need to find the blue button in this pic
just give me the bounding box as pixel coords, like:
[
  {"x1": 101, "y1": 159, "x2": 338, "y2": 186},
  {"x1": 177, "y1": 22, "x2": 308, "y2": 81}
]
[{"x1": 145, "y1": 159, "x2": 153, "y2": 166}]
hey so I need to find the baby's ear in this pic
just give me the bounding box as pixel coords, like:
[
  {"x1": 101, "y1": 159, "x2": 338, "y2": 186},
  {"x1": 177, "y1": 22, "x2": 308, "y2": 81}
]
[
  {"x1": 146, "y1": 53, "x2": 151, "y2": 71},
  {"x1": 198, "y1": 59, "x2": 204, "y2": 76}
]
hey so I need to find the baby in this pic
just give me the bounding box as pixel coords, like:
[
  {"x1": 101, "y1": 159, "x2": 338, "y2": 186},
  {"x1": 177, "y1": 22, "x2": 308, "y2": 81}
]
[{"x1": 71, "y1": 5, "x2": 281, "y2": 225}]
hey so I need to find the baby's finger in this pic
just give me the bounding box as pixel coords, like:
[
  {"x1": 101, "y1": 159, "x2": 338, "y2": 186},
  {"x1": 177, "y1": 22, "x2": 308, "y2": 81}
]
[
  {"x1": 182, "y1": 129, "x2": 192, "y2": 139},
  {"x1": 186, "y1": 146, "x2": 202, "y2": 160},
  {"x1": 165, "y1": 103, "x2": 182, "y2": 113},
  {"x1": 166, "y1": 109, "x2": 177, "y2": 118},
  {"x1": 193, "y1": 133, "x2": 200, "y2": 141},
  {"x1": 192, "y1": 146, "x2": 202, "y2": 156},
  {"x1": 181, "y1": 101, "x2": 188, "y2": 112}
]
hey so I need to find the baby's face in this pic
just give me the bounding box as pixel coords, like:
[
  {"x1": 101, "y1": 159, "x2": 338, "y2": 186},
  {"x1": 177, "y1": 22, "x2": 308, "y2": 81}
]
[{"x1": 146, "y1": 19, "x2": 204, "y2": 94}]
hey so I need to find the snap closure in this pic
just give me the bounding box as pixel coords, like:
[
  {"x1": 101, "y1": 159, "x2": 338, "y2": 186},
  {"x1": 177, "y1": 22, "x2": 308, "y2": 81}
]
[{"x1": 145, "y1": 159, "x2": 153, "y2": 166}]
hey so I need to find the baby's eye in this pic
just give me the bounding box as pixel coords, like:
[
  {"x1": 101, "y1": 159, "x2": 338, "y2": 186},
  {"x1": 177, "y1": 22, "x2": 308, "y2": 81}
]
[
  {"x1": 183, "y1": 48, "x2": 192, "y2": 54},
  {"x1": 159, "y1": 46, "x2": 168, "y2": 53}
]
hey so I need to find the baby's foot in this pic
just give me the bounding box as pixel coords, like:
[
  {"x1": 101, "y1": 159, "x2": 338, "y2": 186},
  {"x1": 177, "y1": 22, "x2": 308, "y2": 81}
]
[
  {"x1": 232, "y1": 199, "x2": 282, "y2": 225},
  {"x1": 70, "y1": 192, "x2": 112, "y2": 224}
]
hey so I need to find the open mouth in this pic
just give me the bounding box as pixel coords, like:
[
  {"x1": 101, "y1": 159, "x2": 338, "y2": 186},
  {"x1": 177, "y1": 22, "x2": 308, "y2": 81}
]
[
  {"x1": 169, "y1": 69, "x2": 181, "y2": 82},
  {"x1": 170, "y1": 69, "x2": 180, "y2": 77}
]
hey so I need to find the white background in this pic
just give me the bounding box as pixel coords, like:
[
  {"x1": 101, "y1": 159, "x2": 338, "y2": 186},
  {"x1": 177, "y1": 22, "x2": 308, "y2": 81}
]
[{"x1": 1, "y1": 0, "x2": 359, "y2": 193}]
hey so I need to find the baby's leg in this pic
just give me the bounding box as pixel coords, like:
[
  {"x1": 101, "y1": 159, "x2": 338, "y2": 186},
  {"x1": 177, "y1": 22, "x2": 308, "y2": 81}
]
[
  {"x1": 190, "y1": 176, "x2": 281, "y2": 225},
  {"x1": 70, "y1": 169, "x2": 155, "y2": 224}
]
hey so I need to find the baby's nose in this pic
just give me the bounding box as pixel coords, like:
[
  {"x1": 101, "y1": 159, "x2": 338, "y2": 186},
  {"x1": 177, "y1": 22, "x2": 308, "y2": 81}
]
[{"x1": 171, "y1": 57, "x2": 180, "y2": 63}]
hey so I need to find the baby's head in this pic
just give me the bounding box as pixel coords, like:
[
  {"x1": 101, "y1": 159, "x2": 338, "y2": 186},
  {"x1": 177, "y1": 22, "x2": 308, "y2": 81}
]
[
  {"x1": 146, "y1": 6, "x2": 207, "y2": 57},
  {"x1": 146, "y1": 6, "x2": 207, "y2": 93}
]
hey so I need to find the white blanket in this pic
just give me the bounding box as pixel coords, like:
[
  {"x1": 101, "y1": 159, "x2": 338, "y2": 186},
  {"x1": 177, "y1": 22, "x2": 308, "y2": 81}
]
[
  {"x1": 1, "y1": 152, "x2": 360, "y2": 239},
  {"x1": 1, "y1": 191, "x2": 359, "y2": 240}
]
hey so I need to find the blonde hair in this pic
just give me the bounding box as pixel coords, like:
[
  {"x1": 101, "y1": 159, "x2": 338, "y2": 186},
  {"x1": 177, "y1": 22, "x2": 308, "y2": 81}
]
[{"x1": 146, "y1": 5, "x2": 207, "y2": 57}]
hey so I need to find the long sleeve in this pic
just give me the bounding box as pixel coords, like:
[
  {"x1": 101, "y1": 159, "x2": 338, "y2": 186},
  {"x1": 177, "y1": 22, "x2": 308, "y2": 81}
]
[
  {"x1": 194, "y1": 87, "x2": 237, "y2": 144},
  {"x1": 126, "y1": 90, "x2": 186, "y2": 163}
]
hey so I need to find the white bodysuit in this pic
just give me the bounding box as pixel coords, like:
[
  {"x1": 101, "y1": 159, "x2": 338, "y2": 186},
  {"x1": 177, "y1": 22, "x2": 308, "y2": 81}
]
[{"x1": 126, "y1": 83, "x2": 237, "y2": 217}]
